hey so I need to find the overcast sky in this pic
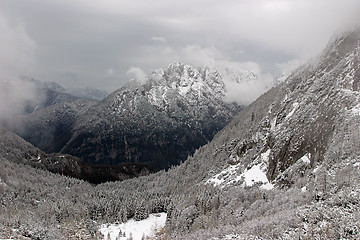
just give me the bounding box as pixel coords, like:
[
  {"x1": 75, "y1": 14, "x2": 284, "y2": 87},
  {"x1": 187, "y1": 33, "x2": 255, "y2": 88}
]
[{"x1": 0, "y1": 0, "x2": 359, "y2": 93}]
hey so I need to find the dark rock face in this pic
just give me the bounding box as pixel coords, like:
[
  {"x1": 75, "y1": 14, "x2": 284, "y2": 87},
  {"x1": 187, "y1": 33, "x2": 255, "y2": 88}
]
[{"x1": 61, "y1": 63, "x2": 243, "y2": 169}]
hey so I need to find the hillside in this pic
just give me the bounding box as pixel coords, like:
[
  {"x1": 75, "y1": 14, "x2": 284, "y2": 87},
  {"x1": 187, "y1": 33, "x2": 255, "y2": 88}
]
[
  {"x1": 163, "y1": 28, "x2": 360, "y2": 239},
  {"x1": 0, "y1": 127, "x2": 152, "y2": 184},
  {"x1": 0, "y1": 28, "x2": 359, "y2": 240}
]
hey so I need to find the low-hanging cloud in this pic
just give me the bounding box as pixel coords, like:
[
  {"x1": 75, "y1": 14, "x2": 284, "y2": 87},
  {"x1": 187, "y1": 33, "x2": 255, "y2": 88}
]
[
  {"x1": 150, "y1": 36, "x2": 167, "y2": 43},
  {"x1": 105, "y1": 68, "x2": 114, "y2": 77},
  {"x1": 1, "y1": 0, "x2": 359, "y2": 97},
  {"x1": 0, "y1": 12, "x2": 38, "y2": 119},
  {"x1": 126, "y1": 67, "x2": 147, "y2": 83},
  {"x1": 223, "y1": 72, "x2": 274, "y2": 105},
  {"x1": 148, "y1": 44, "x2": 277, "y2": 105},
  {"x1": 213, "y1": 60, "x2": 275, "y2": 105}
]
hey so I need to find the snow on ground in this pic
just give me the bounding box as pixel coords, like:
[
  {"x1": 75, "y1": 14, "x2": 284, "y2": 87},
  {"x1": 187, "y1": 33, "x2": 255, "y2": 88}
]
[
  {"x1": 206, "y1": 164, "x2": 239, "y2": 187},
  {"x1": 206, "y1": 149, "x2": 274, "y2": 190},
  {"x1": 285, "y1": 102, "x2": 299, "y2": 120},
  {"x1": 240, "y1": 149, "x2": 273, "y2": 189},
  {"x1": 270, "y1": 117, "x2": 277, "y2": 131},
  {"x1": 351, "y1": 103, "x2": 360, "y2": 115},
  {"x1": 212, "y1": 233, "x2": 263, "y2": 240},
  {"x1": 242, "y1": 165, "x2": 268, "y2": 186},
  {"x1": 300, "y1": 153, "x2": 311, "y2": 164},
  {"x1": 240, "y1": 164, "x2": 274, "y2": 190},
  {"x1": 313, "y1": 166, "x2": 320, "y2": 173},
  {"x1": 99, "y1": 213, "x2": 167, "y2": 240}
]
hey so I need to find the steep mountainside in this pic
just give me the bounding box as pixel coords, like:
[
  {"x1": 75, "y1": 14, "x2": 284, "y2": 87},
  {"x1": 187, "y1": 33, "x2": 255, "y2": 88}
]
[
  {"x1": 201, "y1": 29, "x2": 360, "y2": 187},
  {"x1": 61, "y1": 62, "x2": 244, "y2": 168},
  {"x1": 161, "y1": 28, "x2": 360, "y2": 238}
]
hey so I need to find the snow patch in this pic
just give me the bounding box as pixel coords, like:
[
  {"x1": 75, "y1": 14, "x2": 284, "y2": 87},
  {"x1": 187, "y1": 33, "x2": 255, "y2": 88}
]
[
  {"x1": 212, "y1": 233, "x2": 262, "y2": 240},
  {"x1": 285, "y1": 102, "x2": 299, "y2": 120},
  {"x1": 206, "y1": 164, "x2": 239, "y2": 187},
  {"x1": 178, "y1": 81, "x2": 191, "y2": 96},
  {"x1": 270, "y1": 118, "x2": 277, "y2": 131},
  {"x1": 261, "y1": 182, "x2": 275, "y2": 190},
  {"x1": 206, "y1": 149, "x2": 273, "y2": 189},
  {"x1": 99, "y1": 213, "x2": 167, "y2": 240},
  {"x1": 240, "y1": 149, "x2": 273, "y2": 189},
  {"x1": 351, "y1": 104, "x2": 360, "y2": 116},
  {"x1": 242, "y1": 165, "x2": 272, "y2": 188},
  {"x1": 300, "y1": 153, "x2": 311, "y2": 164},
  {"x1": 261, "y1": 149, "x2": 271, "y2": 163}
]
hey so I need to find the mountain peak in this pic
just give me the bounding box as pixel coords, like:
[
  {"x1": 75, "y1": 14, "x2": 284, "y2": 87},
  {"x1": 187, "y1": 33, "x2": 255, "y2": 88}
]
[{"x1": 55, "y1": 62, "x2": 244, "y2": 168}]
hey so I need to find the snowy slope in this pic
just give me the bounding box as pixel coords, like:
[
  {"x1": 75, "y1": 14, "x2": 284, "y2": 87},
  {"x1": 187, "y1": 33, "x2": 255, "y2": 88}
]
[
  {"x1": 201, "y1": 29, "x2": 360, "y2": 190},
  {"x1": 164, "y1": 28, "x2": 360, "y2": 239},
  {"x1": 100, "y1": 213, "x2": 167, "y2": 240}
]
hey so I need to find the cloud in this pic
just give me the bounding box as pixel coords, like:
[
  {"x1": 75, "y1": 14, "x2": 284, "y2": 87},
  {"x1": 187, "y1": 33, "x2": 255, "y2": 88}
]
[
  {"x1": 143, "y1": 43, "x2": 276, "y2": 105},
  {"x1": 275, "y1": 59, "x2": 303, "y2": 74},
  {"x1": 215, "y1": 60, "x2": 274, "y2": 105},
  {"x1": 0, "y1": 12, "x2": 38, "y2": 119},
  {"x1": 223, "y1": 74, "x2": 274, "y2": 105},
  {"x1": 150, "y1": 37, "x2": 167, "y2": 43},
  {"x1": 1, "y1": 0, "x2": 359, "y2": 96},
  {"x1": 126, "y1": 67, "x2": 147, "y2": 83},
  {"x1": 105, "y1": 68, "x2": 114, "y2": 77}
]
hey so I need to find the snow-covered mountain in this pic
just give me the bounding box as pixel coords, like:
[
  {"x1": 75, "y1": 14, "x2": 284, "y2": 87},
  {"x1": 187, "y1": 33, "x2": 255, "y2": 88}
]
[
  {"x1": 61, "y1": 62, "x2": 244, "y2": 168},
  {"x1": 1, "y1": 28, "x2": 360, "y2": 240},
  {"x1": 200, "y1": 29, "x2": 360, "y2": 189},
  {"x1": 163, "y1": 28, "x2": 360, "y2": 238},
  {"x1": 5, "y1": 62, "x2": 252, "y2": 176},
  {"x1": 2, "y1": 78, "x2": 106, "y2": 157}
]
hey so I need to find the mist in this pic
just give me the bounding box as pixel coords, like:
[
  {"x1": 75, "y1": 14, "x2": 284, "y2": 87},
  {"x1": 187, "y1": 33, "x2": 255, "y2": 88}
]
[
  {"x1": 0, "y1": 0, "x2": 359, "y2": 106},
  {"x1": 0, "y1": 12, "x2": 39, "y2": 119}
]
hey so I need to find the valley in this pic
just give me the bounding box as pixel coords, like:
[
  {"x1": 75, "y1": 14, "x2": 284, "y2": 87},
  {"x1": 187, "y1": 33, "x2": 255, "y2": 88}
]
[{"x1": 1, "y1": 27, "x2": 360, "y2": 240}]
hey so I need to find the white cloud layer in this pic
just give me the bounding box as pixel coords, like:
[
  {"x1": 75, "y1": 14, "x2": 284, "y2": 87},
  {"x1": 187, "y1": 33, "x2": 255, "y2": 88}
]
[
  {"x1": 0, "y1": 12, "x2": 38, "y2": 118},
  {"x1": 150, "y1": 37, "x2": 167, "y2": 43},
  {"x1": 126, "y1": 67, "x2": 147, "y2": 83},
  {"x1": 0, "y1": 0, "x2": 359, "y2": 96}
]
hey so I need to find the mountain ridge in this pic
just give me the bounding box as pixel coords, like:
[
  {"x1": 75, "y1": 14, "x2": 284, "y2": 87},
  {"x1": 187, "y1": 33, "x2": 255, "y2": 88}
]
[{"x1": 58, "y1": 62, "x2": 246, "y2": 169}]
